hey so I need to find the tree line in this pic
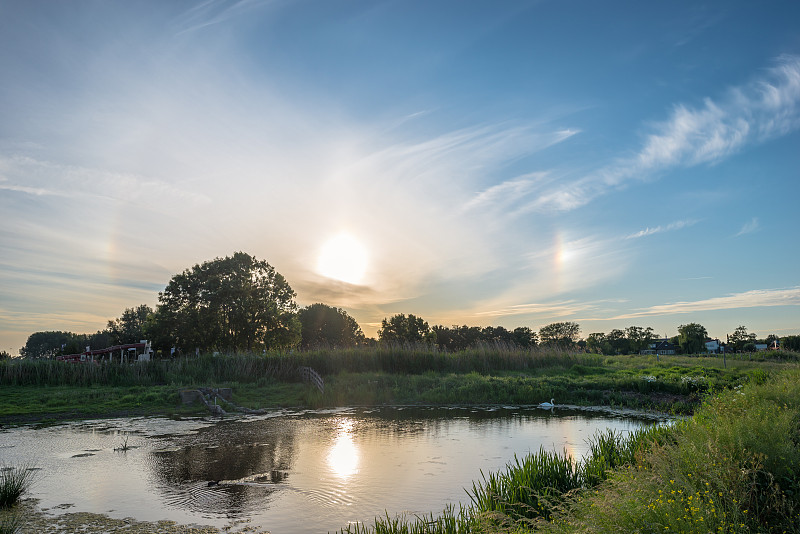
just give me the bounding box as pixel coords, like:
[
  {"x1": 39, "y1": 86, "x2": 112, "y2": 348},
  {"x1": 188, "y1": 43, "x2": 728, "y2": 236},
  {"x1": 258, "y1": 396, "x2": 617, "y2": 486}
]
[{"x1": 15, "y1": 252, "x2": 800, "y2": 358}]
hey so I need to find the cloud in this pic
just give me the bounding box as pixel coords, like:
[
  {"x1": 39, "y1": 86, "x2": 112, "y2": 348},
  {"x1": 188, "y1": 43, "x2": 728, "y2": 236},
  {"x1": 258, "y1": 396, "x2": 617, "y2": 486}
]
[
  {"x1": 626, "y1": 219, "x2": 697, "y2": 239},
  {"x1": 608, "y1": 286, "x2": 800, "y2": 320},
  {"x1": 462, "y1": 173, "x2": 550, "y2": 212},
  {"x1": 473, "y1": 300, "x2": 597, "y2": 319},
  {"x1": 523, "y1": 55, "x2": 800, "y2": 213},
  {"x1": 173, "y1": 0, "x2": 275, "y2": 35},
  {"x1": 735, "y1": 217, "x2": 760, "y2": 237},
  {"x1": 0, "y1": 155, "x2": 211, "y2": 207}
]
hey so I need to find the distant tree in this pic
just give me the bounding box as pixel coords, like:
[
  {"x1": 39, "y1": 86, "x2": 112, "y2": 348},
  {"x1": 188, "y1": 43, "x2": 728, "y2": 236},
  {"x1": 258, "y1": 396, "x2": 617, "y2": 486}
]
[
  {"x1": 108, "y1": 305, "x2": 153, "y2": 345},
  {"x1": 728, "y1": 325, "x2": 757, "y2": 352},
  {"x1": 781, "y1": 335, "x2": 800, "y2": 351},
  {"x1": 607, "y1": 329, "x2": 629, "y2": 354},
  {"x1": 20, "y1": 331, "x2": 84, "y2": 359},
  {"x1": 511, "y1": 326, "x2": 538, "y2": 348},
  {"x1": 586, "y1": 332, "x2": 609, "y2": 354},
  {"x1": 0, "y1": 350, "x2": 11, "y2": 360},
  {"x1": 298, "y1": 303, "x2": 365, "y2": 349},
  {"x1": 481, "y1": 326, "x2": 511, "y2": 344},
  {"x1": 88, "y1": 329, "x2": 113, "y2": 350},
  {"x1": 625, "y1": 326, "x2": 657, "y2": 354},
  {"x1": 155, "y1": 252, "x2": 300, "y2": 353},
  {"x1": 539, "y1": 322, "x2": 580, "y2": 348},
  {"x1": 378, "y1": 314, "x2": 430, "y2": 344},
  {"x1": 677, "y1": 323, "x2": 708, "y2": 354}
]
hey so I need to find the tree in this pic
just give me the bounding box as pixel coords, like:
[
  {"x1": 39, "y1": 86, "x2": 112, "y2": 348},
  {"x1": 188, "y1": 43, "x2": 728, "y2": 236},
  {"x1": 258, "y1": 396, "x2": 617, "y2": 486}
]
[
  {"x1": 20, "y1": 331, "x2": 84, "y2": 359},
  {"x1": 728, "y1": 325, "x2": 757, "y2": 352},
  {"x1": 625, "y1": 326, "x2": 657, "y2": 354},
  {"x1": 539, "y1": 322, "x2": 580, "y2": 348},
  {"x1": 378, "y1": 314, "x2": 430, "y2": 344},
  {"x1": 107, "y1": 305, "x2": 153, "y2": 345},
  {"x1": 586, "y1": 332, "x2": 609, "y2": 354},
  {"x1": 677, "y1": 323, "x2": 708, "y2": 354},
  {"x1": 0, "y1": 350, "x2": 11, "y2": 360},
  {"x1": 781, "y1": 335, "x2": 800, "y2": 351},
  {"x1": 606, "y1": 329, "x2": 629, "y2": 354},
  {"x1": 298, "y1": 303, "x2": 365, "y2": 349},
  {"x1": 511, "y1": 326, "x2": 538, "y2": 348},
  {"x1": 155, "y1": 252, "x2": 300, "y2": 353}
]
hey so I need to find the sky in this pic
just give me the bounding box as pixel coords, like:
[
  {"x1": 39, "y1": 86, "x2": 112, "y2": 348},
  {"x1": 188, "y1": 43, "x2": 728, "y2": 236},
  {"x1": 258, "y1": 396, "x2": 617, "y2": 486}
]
[{"x1": 1, "y1": 0, "x2": 799, "y2": 354}]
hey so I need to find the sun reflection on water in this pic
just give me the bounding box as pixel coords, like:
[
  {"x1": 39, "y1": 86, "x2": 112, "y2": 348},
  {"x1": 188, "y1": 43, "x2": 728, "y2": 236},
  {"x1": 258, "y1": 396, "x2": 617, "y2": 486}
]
[{"x1": 327, "y1": 418, "x2": 359, "y2": 479}]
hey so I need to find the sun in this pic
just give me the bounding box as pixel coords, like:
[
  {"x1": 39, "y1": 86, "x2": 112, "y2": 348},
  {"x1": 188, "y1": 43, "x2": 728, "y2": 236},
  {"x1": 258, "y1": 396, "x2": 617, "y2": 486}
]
[{"x1": 317, "y1": 233, "x2": 368, "y2": 284}]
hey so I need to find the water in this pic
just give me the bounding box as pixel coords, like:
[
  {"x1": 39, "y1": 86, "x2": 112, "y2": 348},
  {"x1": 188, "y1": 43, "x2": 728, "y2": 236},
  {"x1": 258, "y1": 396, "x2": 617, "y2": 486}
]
[{"x1": 0, "y1": 406, "x2": 663, "y2": 532}]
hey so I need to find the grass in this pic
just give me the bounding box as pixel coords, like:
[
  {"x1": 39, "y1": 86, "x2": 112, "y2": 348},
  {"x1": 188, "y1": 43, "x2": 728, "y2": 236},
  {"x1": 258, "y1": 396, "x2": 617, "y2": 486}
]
[
  {"x1": 0, "y1": 347, "x2": 794, "y2": 423},
  {"x1": 337, "y1": 366, "x2": 800, "y2": 533},
  {"x1": 538, "y1": 368, "x2": 800, "y2": 533},
  {"x1": 0, "y1": 512, "x2": 22, "y2": 534},
  {"x1": 0, "y1": 465, "x2": 35, "y2": 508}
]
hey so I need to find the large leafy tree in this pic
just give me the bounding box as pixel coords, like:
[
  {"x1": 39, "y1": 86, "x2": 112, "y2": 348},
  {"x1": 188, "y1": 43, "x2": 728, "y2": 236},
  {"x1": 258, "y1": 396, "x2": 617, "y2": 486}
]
[
  {"x1": 378, "y1": 314, "x2": 431, "y2": 344},
  {"x1": 538, "y1": 322, "x2": 580, "y2": 348},
  {"x1": 511, "y1": 326, "x2": 538, "y2": 348},
  {"x1": 155, "y1": 252, "x2": 300, "y2": 353},
  {"x1": 677, "y1": 323, "x2": 708, "y2": 354},
  {"x1": 107, "y1": 304, "x2": 153, "y2": 345},
  {"x1": 20, "y1": 331, "x2": 81, "y2": 359},
  {"x1": 298, "y1": 303, "x2": 365, "y2": 349}
]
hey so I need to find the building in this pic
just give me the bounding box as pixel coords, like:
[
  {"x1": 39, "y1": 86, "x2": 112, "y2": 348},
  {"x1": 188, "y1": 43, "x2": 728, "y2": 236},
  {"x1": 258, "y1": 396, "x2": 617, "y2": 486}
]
[{"x1": 640, "y1": 339, "x2": 679, "y2": 355}]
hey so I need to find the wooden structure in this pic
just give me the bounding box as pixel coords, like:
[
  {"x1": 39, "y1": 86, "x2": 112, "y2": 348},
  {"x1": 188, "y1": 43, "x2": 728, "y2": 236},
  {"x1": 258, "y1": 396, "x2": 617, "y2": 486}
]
[
  {"x1": 298, "y1": 366, "x2": 324, "y2": 393},
  {"x1": 56, "y1": 340, "x2": 153, "y2": 363}
]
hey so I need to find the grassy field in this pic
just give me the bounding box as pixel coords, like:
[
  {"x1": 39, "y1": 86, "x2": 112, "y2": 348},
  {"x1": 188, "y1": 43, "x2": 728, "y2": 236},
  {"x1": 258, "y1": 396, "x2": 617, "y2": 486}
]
[{"x1": 0, "y1": 347, "x2": 795, "y2": 424}]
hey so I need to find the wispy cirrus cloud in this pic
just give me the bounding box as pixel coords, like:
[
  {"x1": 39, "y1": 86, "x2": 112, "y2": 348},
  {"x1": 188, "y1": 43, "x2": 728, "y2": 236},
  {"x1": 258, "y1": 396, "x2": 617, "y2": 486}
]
[
  {"x1": 523, "y1": 55, "x2": 800, "y2": 213},
  {"x1": 608, "y1": 286, "x2": 800, "y2": 320},
  {"x1": 735, "y1": 217, "x2": 760, "y2": 237},
  {"x1": 473, "y1": 300, "x2": 597, "y2": 319},
  {"x1": 626, "y1": 219, "x2": 698, "y2": 239}
]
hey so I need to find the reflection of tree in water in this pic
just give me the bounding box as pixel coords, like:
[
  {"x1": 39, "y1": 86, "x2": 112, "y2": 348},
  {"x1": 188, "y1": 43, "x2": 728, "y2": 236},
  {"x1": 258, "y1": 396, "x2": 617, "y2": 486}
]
[{"x1": 145, "y1": 417, "x2": 298, "y2": 516}]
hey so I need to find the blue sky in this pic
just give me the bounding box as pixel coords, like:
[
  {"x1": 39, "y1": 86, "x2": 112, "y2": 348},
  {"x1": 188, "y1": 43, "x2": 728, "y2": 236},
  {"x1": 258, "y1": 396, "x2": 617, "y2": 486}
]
[{"x1": 1, "y1": 0, "x2": 799, "y2": 353}]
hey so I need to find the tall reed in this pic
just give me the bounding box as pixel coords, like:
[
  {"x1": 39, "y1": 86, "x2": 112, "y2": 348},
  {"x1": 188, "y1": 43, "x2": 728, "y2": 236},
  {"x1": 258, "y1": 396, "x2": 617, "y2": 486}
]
[
  {"x1": 0, "y1": 345, "x2": 600, "y2": 388},
  {"x1": 0, "y1": 465, "x2": 35, "y2": 508}
]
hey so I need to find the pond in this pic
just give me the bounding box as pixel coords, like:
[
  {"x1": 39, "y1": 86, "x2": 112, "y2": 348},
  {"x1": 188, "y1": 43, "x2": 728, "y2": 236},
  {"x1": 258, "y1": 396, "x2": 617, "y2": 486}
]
[{"x1": 0, "y1": 406, "x2": 665, "y2": 533}]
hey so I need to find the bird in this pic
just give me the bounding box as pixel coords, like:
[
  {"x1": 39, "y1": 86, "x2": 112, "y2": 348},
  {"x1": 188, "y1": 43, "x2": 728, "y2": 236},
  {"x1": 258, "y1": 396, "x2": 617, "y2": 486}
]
[{"x1": 538, "y1": 398, "x2": 555, "y2": 408}]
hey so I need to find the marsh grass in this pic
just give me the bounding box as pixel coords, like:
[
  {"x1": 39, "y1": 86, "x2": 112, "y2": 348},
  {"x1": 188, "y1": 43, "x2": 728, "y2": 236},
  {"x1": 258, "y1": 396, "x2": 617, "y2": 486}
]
[
  {"x1": 338, "y1": 368, "x2": 800, "y2": 533},
  {"x1": 538, "y1": 368, "x2": 800, "y2": 534},
  {"x1": 0, "y1": 465, "x2": 35, "y2": 508},
  {"x1": 0, "y1": 347, "x2": 785, "y2": 421},
  {"x1": 0, "y1": 511, "x2": 22, "y2": 534}
]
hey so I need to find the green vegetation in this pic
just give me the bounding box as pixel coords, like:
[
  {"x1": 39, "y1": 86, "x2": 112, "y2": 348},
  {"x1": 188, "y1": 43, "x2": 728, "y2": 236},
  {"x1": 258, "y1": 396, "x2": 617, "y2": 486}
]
[
  {"x1": 1, "y1": 346, "x2": 794, "y2": 423},
  {"x1": 336, "y1": 367, "x2": 800, "y2": 533},
  {"x1": 0, "y1": 465, "x2": 35, "y2": 509}
]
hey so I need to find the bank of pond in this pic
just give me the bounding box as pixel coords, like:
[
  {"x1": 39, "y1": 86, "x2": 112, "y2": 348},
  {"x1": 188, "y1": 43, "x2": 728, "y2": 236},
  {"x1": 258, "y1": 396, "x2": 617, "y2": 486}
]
[
  {"x1": 1, "y1": 349, "x2": 799, "y2": 532},
  {"x1": 1, "y1": 367, "x2": 799, "y2": 533},
  {"x1": 0, "y1": 347, "x2": 793, "y2": 422},
  {"x1": 341, "y1": 367, "x2": 800, "y2": 533}
]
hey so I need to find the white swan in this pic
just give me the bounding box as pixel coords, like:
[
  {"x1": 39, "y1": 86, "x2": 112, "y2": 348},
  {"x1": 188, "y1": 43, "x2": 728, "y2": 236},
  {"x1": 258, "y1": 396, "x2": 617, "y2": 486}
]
[{"x1": 538, "y1": 398, "x2": 555, "y2": 408}]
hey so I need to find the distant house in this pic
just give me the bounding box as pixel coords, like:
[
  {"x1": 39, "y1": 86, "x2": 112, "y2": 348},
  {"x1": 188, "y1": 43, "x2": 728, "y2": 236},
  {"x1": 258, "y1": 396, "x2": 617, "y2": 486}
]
[
  {"x1": 755, "y1": 343, "x2": 769, "y2": 351},
  {"x1": 641, "y1": 339, "x2": 679, "y2": 355},
  {"x1": 705, "y1": 339, "x2": 725, "y2": 354}
]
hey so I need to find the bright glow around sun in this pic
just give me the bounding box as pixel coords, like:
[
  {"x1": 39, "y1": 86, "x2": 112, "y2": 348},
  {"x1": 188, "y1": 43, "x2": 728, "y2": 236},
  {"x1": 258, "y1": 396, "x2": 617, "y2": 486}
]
[{"x1": 317, "y1": 233, "x2": 368, "y2": 284}]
